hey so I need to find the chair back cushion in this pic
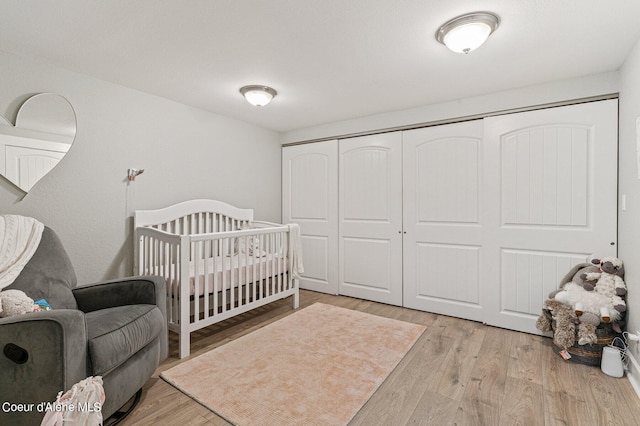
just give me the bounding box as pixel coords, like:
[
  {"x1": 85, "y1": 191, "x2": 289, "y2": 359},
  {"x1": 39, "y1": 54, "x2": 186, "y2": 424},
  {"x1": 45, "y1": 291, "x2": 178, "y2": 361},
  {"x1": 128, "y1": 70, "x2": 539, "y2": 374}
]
[{"x1": 7, "y1": 226, "x2": 78, "y2": 309}]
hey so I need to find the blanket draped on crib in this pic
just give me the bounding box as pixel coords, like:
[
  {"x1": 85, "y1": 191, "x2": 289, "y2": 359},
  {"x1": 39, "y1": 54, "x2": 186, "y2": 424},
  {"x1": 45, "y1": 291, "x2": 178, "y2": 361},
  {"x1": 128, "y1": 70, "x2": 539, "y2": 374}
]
[
  {"x1": 0, "y1": 215, "x2": 44, "y2": 290},
  {"x1": 288, "y1": 223, "x2": 304, "y2": 279}
]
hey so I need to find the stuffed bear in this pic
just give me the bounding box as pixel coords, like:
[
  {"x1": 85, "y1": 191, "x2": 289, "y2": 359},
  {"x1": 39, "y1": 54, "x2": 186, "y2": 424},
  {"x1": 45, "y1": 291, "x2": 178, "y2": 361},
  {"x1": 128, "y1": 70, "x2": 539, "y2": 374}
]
[
  {"x1": 556, "y1": 257, "x2": 627, "y2": 327},
  {"x1": 551, "y1": 258, "x2": 626, "y2": 323},
  {"x1": 580, "y1": 257, "x2": 627, "y2": 316},
  {"x1": 537, "y1": 258, "x2": 627, "y2": 346},
  {"x1": 536, "y1": 299, "x2": 581, "y2": 350},
  {"x1": 0, "y1": 289, "x2": 35, "y2": 317},
  {"x1": 580, "y1": 257, "x2": 625, "y2": 292},
  {"x1": 536, "y1": 298, "x2": 603, "y2": 347}
]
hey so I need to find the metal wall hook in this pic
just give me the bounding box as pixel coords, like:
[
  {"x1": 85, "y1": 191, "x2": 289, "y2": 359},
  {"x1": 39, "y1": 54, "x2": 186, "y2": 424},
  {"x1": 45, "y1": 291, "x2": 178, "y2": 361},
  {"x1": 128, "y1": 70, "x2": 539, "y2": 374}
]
[{"x1": 127, "y1": 168, "x2": 145, "y2": 181}]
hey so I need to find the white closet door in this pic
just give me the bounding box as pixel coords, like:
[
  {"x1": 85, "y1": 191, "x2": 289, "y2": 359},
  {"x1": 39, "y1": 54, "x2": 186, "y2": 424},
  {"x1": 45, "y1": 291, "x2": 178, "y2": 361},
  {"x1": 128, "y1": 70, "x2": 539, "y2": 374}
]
[
  {"x1": 483, "y1": 100, "x2": 618, "y2": 334},
  {"x1": 339, "y1": 133, "x2": 403, "y2": 306},
  {"x1": 282, "y1": 141, "x2": 339, "y2": 294},
  {"x1": 402, "y1": 120, "x2": 485, "y2": 321},
  {"x1": 5, "y1": 145, "x2": 65, "y2": 192}
]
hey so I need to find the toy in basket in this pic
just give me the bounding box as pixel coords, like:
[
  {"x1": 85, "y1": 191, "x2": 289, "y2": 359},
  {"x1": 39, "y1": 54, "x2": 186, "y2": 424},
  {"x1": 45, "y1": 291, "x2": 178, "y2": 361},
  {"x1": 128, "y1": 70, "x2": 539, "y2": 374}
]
[{"x1": 536, "y1": 257, "x2": 626, "y2": 366}]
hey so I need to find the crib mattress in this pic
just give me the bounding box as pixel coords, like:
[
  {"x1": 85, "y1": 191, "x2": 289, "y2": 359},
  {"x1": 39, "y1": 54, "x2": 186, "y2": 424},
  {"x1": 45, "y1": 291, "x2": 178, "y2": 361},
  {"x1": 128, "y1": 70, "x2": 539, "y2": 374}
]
[{"x1": 166, "y1": 254, "x2": 289, "y2": 297}]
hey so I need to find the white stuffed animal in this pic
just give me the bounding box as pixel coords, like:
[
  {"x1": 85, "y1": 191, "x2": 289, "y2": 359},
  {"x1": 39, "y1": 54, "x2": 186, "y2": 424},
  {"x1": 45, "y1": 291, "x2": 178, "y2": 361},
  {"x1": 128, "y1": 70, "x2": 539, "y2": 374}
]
[
  {"x1": 0, "y1": 289, "x2": 35, "y2": 317},
  {"x1": 580, "y1": 257, "x2": 627, "y2": 305},
  {"x1": 554, "y1": 282, "x2": 623, "y2": 324},
  {"x1": 556, "y1": 256, "x2": 627, "y2": 328}
]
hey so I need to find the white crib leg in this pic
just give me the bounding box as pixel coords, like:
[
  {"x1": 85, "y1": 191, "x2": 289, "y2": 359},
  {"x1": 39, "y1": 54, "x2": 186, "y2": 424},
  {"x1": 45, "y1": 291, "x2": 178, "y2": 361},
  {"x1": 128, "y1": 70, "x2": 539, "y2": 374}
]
[
  {"x1": 292, "y1": 279, "x2": 300, "y2": 309},
  {"x1": 179, "y1": 331, "x2": 190, "y2": 359}
]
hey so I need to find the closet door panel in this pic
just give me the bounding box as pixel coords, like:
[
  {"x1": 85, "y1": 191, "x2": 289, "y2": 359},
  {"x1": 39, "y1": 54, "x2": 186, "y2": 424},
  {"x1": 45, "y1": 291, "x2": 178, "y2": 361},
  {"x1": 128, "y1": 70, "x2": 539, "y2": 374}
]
[
  {"x1": 339, "y1": 133, "x2": 403, "y2": 306},
  {"x1": 483, "y1": 100, "x2": 618, "y2": 334},
  {"x1": 343, "y1": 237, "x2": 392, "y2": 290},
  {"x1": 403, "y1": 120, "x2": 485, "y2": 321},
  {"x1": 282, "y1": 141, "x2": 339, "y2": 294},
  {"x1": 5, "y1": 145, "x2": 65, "y2": 192}
]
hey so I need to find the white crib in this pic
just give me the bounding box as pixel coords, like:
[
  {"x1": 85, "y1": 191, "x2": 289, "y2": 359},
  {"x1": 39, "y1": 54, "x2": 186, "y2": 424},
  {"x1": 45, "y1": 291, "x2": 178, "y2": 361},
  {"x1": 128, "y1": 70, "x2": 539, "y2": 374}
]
[{"x1": 134, "y1": 199, "x2": 300, "y2": 358}]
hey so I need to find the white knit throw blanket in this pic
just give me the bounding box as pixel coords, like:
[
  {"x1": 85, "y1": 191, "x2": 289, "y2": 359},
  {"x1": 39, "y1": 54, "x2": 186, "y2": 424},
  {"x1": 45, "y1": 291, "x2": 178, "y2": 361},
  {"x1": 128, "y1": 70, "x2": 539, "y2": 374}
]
[
  {"x1": 0, "y1": 215, "x2": 44, "y2": 291},
  {"x1": 287, "y1": 223, "x2": 304, "y2": 279}
]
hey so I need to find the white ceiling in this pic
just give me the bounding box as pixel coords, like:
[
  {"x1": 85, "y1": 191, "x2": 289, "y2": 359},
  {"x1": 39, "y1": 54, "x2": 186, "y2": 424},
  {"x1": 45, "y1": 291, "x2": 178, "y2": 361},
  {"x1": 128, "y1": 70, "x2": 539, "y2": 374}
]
[{"x1": 1, "y1": 0, "x2": 640, "y2": 132}]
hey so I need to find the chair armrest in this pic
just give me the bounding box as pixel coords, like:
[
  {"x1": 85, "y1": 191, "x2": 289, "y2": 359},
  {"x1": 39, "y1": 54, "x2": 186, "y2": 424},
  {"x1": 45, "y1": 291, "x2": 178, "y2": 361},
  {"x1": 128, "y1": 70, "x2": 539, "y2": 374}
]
[
  {"x1": 73, "y1": 275, "x2": 168, "y2": 366},
  {"x1": 0, "y1": 310, "x2": 88, "y2": 425},
  {"x1": 73, "y1": 275, "x2": 166, "y2": 313}
]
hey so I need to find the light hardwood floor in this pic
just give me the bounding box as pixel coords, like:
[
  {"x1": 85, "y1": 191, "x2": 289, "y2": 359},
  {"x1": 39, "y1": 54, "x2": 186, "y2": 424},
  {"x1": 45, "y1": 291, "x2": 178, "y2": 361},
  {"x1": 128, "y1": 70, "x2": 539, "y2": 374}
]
[{"x1": 117, "y1": 290, "x2": 640, "y2": 425}]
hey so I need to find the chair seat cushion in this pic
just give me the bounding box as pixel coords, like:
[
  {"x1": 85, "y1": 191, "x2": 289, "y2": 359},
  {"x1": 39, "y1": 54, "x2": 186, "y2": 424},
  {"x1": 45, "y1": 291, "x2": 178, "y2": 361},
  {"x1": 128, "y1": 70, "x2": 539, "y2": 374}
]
[{"x1": 85, "y1": 304, "x2": 164, "y2": 375}]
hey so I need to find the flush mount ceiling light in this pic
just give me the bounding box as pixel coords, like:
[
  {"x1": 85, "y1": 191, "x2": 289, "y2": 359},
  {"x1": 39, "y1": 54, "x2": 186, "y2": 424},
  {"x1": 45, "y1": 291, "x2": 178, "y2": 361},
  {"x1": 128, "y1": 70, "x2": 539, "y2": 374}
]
[
  {"x1": 239, "y1": 85, "x2": 277, "y2": 107},
  {"x1": 436, "y1": 12, "x2": 500, "y2": 54}
]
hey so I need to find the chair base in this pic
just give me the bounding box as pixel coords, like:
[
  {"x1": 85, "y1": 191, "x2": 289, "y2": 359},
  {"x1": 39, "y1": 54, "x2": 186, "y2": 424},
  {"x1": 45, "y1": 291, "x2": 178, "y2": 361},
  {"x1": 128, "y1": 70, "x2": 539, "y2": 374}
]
[{"x1": 104, "y1": 388, "x2": 142, "y2": 426}]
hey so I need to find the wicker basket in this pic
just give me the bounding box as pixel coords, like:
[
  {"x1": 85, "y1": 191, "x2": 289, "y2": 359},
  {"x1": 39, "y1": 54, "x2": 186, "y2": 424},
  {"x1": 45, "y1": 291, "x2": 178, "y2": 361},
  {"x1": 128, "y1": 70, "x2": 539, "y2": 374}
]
[{"x1": 543, "y1": 309, "x2": 621, "y2": 366}]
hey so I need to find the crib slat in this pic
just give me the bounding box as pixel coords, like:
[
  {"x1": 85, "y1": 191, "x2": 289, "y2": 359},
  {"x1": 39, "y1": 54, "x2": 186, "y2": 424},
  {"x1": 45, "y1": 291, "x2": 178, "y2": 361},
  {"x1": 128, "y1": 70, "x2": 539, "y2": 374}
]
[
  {"x1": 278, "y1": 232, "x2": 282, "y2": 292},
  {"x1": 193, "y1": 241, "x2": 200, "y2": 321},
  {"x1": 236, "y1": 236, "x2": 240, "y2": 308},
  {"x1": 168, "y1": 242, "x2": 175, "y2": 325},
  {"x1": 277, "y1": 232, "x2": 281, "y2": 293},
  {"x1": 263, "y1": 234, "x2": 268, "y2": 297},
  {"x1": 272, "y1": 234, "x2": 275, "y2": 295},
  {"x1": 152, "y1": 237, "x2": 158, "y2": 276},
  {"x1": 175, "y1": 242, "x2": 181, "y2": 325},
  {"x1": 221, "y1": 235, "x2": 227, "y2": 313},
  {"x1": 251, "y1": 234, "x2": 257, "y2": 303},
  {"x1": 213, "y1": 240, "x2": 219, "y2": 315},
  {"x1": 284, "y1": 232, "x2": 289, "y2": 291},
  {"x1": 142, "y1": 235, "x2": 149, "y2": 275},
  {"x1": 254, "y1": 234, "x2": 259, "y2": 299},
  {"x1": 265, "y1": 234, "x2": 274, "y2": 296},
  {"x1": 164, "y1": 240, "x2": 170, "y2": 324},
  {"x1": 279, "y1": 232, "x2": 284, "y2": 292},
  {"x1": 160, "y1": 239, "x2": 168, "y2": 324},
  {"x1": 174, "y1": 241, "x2": 179, "y2": 324},
  {"x1": 274, "y1": 233, "x2": 278, "y2": 294},
  {"x1": 203, "y1": 236, "x2": 210, "y2": 319},
  {"x1": 230, "y1": 236, "x2": 235, "y2": 309},
  {"x1": 172, "y1": 241, "x2": 178, "y2": 325},
  {"x1": 273, "y1": 233, "x2": 278, "y2": 295},
  {"x1": 244, "y1": 238, "x2": 249, "y2": 305},
  {"x1": 283, "y1": 233, "x2": 287, "y2": 292}
]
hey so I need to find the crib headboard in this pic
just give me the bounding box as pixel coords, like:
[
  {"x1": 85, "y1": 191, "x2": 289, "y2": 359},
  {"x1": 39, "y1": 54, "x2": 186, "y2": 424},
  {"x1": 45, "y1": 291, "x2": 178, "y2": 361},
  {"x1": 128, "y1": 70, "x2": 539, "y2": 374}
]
[{"x1": 134, "y1": 199, "x2": 254, "y2": 235}]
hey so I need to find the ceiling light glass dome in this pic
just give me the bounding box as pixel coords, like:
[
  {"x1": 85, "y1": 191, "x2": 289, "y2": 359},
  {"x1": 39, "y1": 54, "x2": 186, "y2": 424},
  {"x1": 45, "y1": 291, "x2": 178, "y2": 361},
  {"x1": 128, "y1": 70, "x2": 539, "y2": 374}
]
[
  {"x1": 436, "y1": 12, "x2": 500, "y2": 54},
  {"x1": 240, "y1": 85, "x2": 277, "y2": 107}
]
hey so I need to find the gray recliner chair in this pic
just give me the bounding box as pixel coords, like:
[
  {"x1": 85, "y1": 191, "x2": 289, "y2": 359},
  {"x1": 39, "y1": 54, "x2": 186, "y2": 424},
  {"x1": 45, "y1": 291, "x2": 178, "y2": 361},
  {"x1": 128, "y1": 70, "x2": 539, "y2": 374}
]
[{"x1": 0, "y1": 226, "x2": 168, "y2": 425}]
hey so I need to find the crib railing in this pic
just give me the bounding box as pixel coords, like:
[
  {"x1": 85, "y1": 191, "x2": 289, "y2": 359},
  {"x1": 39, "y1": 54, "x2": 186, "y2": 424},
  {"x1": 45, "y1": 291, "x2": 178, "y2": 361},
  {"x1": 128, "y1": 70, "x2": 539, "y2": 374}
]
[{"x1": 136, "y1": 224, "x2": 294, "y2": 334}]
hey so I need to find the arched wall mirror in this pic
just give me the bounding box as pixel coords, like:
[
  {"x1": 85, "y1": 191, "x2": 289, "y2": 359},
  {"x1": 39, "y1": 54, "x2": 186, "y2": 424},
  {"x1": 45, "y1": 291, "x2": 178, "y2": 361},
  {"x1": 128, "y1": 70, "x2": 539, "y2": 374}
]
[{"x1": 0, "y1": 93, "x2": 76, "y2": 192}]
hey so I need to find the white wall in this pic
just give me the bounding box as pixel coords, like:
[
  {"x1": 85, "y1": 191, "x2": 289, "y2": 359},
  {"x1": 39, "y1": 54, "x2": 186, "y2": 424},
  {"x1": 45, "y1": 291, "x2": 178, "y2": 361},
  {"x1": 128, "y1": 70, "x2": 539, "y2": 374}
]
[
  {"x1": 0, "y1": 51, "x2": 282, "y2": 283},
  {"x1": 619, "y1": 37, "x2": 640, "y2": 379},
  {"x1": 281, "y1": 72, "x2": 619, "y2": 144}
]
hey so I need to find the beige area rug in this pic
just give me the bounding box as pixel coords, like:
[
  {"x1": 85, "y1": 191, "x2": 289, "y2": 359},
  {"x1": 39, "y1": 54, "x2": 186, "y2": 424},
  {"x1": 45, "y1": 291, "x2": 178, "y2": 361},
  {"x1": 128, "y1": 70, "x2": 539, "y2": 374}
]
[{"x1": 160, "y1": 303, "x2": 425, "y2": 425}]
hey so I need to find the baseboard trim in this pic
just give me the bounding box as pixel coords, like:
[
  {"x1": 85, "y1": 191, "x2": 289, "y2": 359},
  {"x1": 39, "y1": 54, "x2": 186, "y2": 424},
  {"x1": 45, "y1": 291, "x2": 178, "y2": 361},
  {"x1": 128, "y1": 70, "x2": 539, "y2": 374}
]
[{"x1": 627, "y1": 351, "x2": 640, "y2": 399}]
